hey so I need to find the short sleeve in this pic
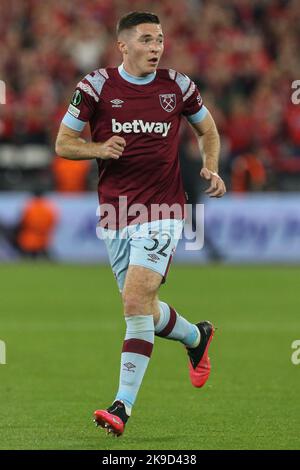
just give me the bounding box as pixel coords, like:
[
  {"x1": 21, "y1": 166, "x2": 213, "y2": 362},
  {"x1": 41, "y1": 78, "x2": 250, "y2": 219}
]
[
  {"x1": 174, "y1": 71, "x2": 208, "y2": 124},
  {"x1": 62, "y1": 69, "x2": 108, "y2": 131}
]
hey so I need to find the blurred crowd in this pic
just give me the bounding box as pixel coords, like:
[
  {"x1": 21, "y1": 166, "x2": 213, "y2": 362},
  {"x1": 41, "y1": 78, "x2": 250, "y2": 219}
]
[{"x1": 0, "y1": 0, "x2": 300, "y2": 193}]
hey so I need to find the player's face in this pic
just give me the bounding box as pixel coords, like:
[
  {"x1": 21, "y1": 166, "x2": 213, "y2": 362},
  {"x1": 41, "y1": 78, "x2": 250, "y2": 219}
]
[{"x1": 119, "y1": 23, "x2": 164, "y2": 77}]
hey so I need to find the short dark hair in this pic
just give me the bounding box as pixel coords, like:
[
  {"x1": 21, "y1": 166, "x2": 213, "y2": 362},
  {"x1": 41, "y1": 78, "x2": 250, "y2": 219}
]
[{"x1": 117, "y1": 11, "x2": 160, "y2": 36}]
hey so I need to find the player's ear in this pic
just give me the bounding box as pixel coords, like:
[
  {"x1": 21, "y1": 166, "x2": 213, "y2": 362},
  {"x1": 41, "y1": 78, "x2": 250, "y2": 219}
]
[
  {"x1": 118, "y1": 41, "x2": 125, "y2": 54},
  {"x1": 117, "y1": 30, "x2": 130, "y2": 55},
  {"x1": 118, "y1": 40, "x2": 128, "y2": 55}
]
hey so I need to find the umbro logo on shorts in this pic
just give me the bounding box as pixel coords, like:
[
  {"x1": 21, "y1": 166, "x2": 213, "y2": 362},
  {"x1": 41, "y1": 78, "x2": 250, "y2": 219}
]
[{"x1": 147, "y1": 253, "x2": 160, "y2": 263}]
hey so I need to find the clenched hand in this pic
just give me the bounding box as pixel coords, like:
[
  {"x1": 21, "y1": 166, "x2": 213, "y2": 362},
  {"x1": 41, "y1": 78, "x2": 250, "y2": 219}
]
[{"x1": 98, "y1": 136, "x2": 126, "y2": 160}]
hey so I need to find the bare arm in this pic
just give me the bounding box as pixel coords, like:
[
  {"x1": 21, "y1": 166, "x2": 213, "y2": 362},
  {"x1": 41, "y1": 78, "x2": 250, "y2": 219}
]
[
  {"x1": 55, "y1": 123, "x2": 126, "y2": 161},
  {"x1": 190, "y1": 110, "x2": 220, "y2": 172},
  {"x1": 189, "y1": 111, "x2": 226, "y2": 198}
]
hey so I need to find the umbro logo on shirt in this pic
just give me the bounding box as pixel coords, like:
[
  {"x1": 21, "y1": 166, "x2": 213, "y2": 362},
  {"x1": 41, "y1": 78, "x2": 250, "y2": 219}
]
[{"x1": 111, "y1": 99, "x2": 124, "y2": 108}]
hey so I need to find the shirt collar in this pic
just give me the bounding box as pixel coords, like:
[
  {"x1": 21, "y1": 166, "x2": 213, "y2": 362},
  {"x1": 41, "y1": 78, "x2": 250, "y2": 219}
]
[{"x1": 118, "y1": 63, "x2": 156, "y2": 85}]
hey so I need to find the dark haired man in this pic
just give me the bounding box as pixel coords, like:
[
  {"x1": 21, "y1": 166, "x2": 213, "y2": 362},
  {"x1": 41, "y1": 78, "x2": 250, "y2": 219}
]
[{"x1": 56, "y1": 11, "x2": 226, "y2": 437}]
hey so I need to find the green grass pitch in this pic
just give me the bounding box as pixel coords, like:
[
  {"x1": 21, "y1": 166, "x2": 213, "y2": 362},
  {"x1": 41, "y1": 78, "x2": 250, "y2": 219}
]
[{"x1": 0, "y1": 263, "x2": 299, "y2": 450}]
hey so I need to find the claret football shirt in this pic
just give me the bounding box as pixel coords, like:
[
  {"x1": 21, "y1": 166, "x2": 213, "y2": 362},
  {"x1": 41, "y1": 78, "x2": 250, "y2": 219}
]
[{"x1": 61, "y1": 64, "x2": 207, "y2": 228}]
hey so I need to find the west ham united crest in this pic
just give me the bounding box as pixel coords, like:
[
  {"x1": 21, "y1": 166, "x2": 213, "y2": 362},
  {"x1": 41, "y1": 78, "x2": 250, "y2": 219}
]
[{"x1": 159, "y1": 94, "x2": 176, "y2": 112}]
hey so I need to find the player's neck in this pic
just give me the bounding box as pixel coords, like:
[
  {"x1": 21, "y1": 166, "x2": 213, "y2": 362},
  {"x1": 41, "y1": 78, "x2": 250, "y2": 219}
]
[{"x1": 118, "y1": 63, "x2": 156, "y2": 85}]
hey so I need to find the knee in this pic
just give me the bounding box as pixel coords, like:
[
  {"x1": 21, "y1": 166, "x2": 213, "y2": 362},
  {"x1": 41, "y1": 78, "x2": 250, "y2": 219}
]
[
  {"x1": 122, "y1": 290, "x2": 154, "y2": 316},
  {"x1": 122, "y1": 291, "x2": 143, "y2": 315}
]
